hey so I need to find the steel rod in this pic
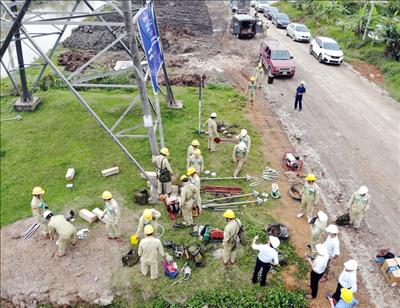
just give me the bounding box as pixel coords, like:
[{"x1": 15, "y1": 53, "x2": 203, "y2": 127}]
[{"x1": 203, "y1": 192, "x2": 257, "y2": 204}]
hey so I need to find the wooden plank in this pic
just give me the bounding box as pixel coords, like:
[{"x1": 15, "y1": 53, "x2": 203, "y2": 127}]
[
  {"x1": 65, "y1": 168, "x2": 75, "y2": 180},
  {"x1": 101, "y1": 166, "x2": 120, "y2": 177}
]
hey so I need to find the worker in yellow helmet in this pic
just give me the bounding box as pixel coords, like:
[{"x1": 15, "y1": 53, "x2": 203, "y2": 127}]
[
  {"x1": 138, "y1": 225, "x2": 165, "y2": 280},
  {"x1": 179, "y1": 175, "x2": 200, "y2": 226},
  {"x1": 135, "y1": 208, "x2": 161, "y2": 239},
  {"x1": 246, "y1": 76, "x2": 257, "y2": 106},
  {"x1": 152, "y1": 147, "x2": 173, "y2": 195},
  {"x1": 187, "y1": 140, "x2": 200, "y2": 163},
  {"x1": 31, "y1": 186, "x2": 50, "y2": 238},
  {"x1": 187, "y1": 148, "x2": 204, "y2": 174},
  {"x1": 297, "y1": 174, "x2": 320, "y2": 221},
  {"x1": 254, "y1": 63, "x2": 264, "y2": 88},
  {"x1": 187, "y1": 167, "x2": 202, "y2": 215},
  {"x1": 222, "y1": 210, "x2": 242, "y2": 266},
  {"x1": 328, "y1": 288, "x2": 359, "y2": 307},
  {"x1": 203, "y1": 112, "x2": 219, "y2": 152},
  {"x1": 101, "y1": 191, "x2": 122, "y2": 242}
]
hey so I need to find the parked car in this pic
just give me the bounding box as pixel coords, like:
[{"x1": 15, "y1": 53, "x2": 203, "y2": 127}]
[
  {"x1": 259, "y1": 39, "x2": 296, "y2": 80},
  {"x1": 230, "y1": 13, "x2": 263, "y2": 39},
  {"x1": 272, "y1": 13, "x2": 291, "y2": 28},
  {"x1": 286, "y1": 23, "x2": 312, "y2": 42},
  {"x1": 309, "y1": 36, "x2": 344, "y2": 64},
  {"x1": 263, "y1": 6, "x2": 279, "y2": 20},
  {"x1": 255, "y1": 0, "x2": 269, "y2": 12}
]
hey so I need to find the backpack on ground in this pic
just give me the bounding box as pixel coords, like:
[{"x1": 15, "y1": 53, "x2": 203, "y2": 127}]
[
  {"x1": 122, "y1": 248, "x2": 140, "y2": 267},
  {"x1": 336, "y1": 213, "x2": 351, "y2": 226}
]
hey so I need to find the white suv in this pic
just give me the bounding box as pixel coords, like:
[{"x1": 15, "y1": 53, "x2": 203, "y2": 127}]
[{"x1": 309, "y1": 36, "x2": 344, "y2": 65}]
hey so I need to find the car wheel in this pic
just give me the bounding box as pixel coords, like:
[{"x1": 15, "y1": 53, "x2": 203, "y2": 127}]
[
  {"x1": 318, "y1": 54, "x2": 323, "y2": 63},
  {"x1": 309, "y1": 46, "x2": 313, "y2": 55}
]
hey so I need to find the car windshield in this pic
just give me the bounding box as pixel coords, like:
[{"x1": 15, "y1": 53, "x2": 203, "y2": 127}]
[
  {"x1": 323, "y1": 42, "x2": 340, "y2": 50},
  {"x1": 271, "y1": 50, "x2": 291, "y2": 60},
  {"x1": 269, "y1": 7, "x2": 279, "y2": 13},
  {"x1": 296, "y1": 25, "x2": 308, "y2": 32},
  {"x1": 276, "y1": 14, "x2": 289, "y2": 20},
  {"x1": 259, "y1": 0, "x2": 268, "y2": 4}
]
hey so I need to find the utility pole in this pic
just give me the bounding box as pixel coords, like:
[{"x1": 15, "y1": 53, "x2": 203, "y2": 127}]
[
  {"x1": 121, "y1": 0, "x2": 159, "y2": 155},
  {"x1": 363, "y1": 0, "x2": 375, "y2": 40}
]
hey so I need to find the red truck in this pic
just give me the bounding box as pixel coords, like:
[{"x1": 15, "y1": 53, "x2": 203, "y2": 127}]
[{"x1": 259, "y1": 39, "x2": 295, "y2": 82}]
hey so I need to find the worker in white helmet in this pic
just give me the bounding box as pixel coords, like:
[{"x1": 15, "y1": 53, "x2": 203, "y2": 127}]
[
  {"x1": 204, "y1": 112, "x2": 218, "y2": 152},
  {"x1": 187, "y1": 139, "x2": 200, "y2": 163},
  {"x1": 348, "y1": 186, "x2": 370, "y2": 229},
  {"x1": 321, "y1": 224, "x2": 340, "y2": 281},
  {"x1": 31, "y1": 186, "x2": 50, "y2": 238},
  {"x1": 308, "y1": 210, "x2": 328, "y2": 258},
  {"x1": 138, "y1": 224, "x2": 165, "y2": 280},
  {"x1": 135, "y1": 208, "x2": 161, "y2": 239},
  {"x1": 101, "y1": 191, "x2": 122, "y2": 242},
  {"x1": 232, "y1": 142, "x2": 248, "y2": 177},
  {"x1": 332, "y1": 260, "x2": 358, "y2": 302},
  {"x1": 187, "y1": 148, "x2": 204, "y2": 174},
  {"x1": 43, "y1": 210, "x2": 77, "y2": 257},
  {"x1": 238, "y1": 128, "x2": 251, "y2": 154},
  {"x1": 152, "y1": 147, "x2": 173, "y2": 195},
  {"x1": 254, "y1": 63, "x2": 264, "y2": 88}
]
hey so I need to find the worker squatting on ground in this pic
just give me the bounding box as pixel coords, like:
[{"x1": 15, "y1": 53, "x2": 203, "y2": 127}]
[
  {"x1": 43, "y1": 210, "x2": 76, "y2": 257},
  {"x1": 101, "y1": 191, "x2": 122, "y2": 242},
  {"x1": 31, "y1": 186, "x2": 49, "y2": 238},
  {"x1": 294, "y1": 80, "x2": 306, "y2": 111},
  {"x1": 138, "y1": 224, "x2": 166, "y2": 280},
  {"x1": 238, "y1": 128, "x2": 251, "y2": 154},
  {"x1": 179, "y1": 175, "x2": 201, "y2": 226},
  {"x1": 306, "y1": 243, "x2": 329, "y2": 299},
  {"x1": 246, "y1": 76, "x2": 257, "y2": 106},
  {"x1": 309, "y1": 210, "x2": 328, "y2": 258},
  {"x1": 331, "y1": 259, "x2": 358, "y2": 303},
  {"x1": 222, "y1": 210, "x2": 241, "y2": 266},
  {"x1": 187, "y1": 149, "x2": 204, "y2": 174},
  {"x1": 251, "y1": 235, "x2": 280, "y2": 287},
  {"x1": 328, "y1": 288, "x2": 359, "y2": 308},
  {"x1": 322, "y1": 224, "x2": 340, "y2": 281},
  {"x1": 135, "y1": 208, "x2": 161, "y2": 239},
  {"x1": 232, "y1": 142, "x2": 248, "y2": 177},
  {"x1": 187, "y1": 139, "x2": 200, "y2": 163},
  {"x1": 254, "y1": 63, "x2": 264, "y2": 89},
  {"x1": 298, "y1": 173, "x2": 320, "y2": 220},
  {"x1": 187, "y1": 167, "x2": 202, "y2": 215},
  {"x1": 204, "y1": 112, "x2": 218, "y2": 152},
  {"x1": 152, "y1": 147, "x2": 173, "y2": 195},
  {"x1": 348, "y1": 186, "x2": 370, "y2": 230}
]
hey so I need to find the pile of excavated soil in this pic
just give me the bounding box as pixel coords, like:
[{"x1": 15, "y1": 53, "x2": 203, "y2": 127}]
[
  {"x1": 0, "y1": 205, "x2": 140, "y2": 307},
  {"x1": 62, "y1": 0, "x2": 212, "y2": 52},
  {"x1": 58, "y1": 50, "x2": 95, "y2": 72}
]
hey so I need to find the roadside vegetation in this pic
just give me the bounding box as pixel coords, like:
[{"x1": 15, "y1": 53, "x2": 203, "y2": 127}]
[{"x1": 275, "y1": 0, "x2": 400, "y2": 101}]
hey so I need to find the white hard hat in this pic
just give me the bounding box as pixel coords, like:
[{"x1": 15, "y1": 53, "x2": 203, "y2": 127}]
[
  {"x1": 43, "y1": 210, "x2": 53, "y2": 219},
  {"x1": 240, "y1": 129, "x2": 247, "y2": 137},
  {"x1": 211, "y1": 112, "x2": 217, "y2": 118},
  {"x1": 238, "y1": 142, "x2": 247, "y2": 151},
  {"x1": 301, "y1": 80, "x2": 305, "y2": 85},
  {"x1": 317, "y1": 210, "x2": 328, "y2": 222},
  {"x1": 269, "y1": 235, "x2": 280, "y2": 248},
  {"x1": 326, "y1": 224, "x2": 339, "y2": 234},
  {"x1": 316, "y1": 243, "x2": 328, "y2": 256},
  {"x1": 358, "y1": 186, "x2": 368, "y2": 195},
  {"x1": 344, "y1": 259, "x2": 358, "y2": 271}
]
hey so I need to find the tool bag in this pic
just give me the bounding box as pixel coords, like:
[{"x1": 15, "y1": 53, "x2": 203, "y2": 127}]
[
  {"x1": 236, "y1": 220, "x2": 247, "y2": 246},
  {"x1": 156, "y1": 157, "x2": 171, "y2": 183},
  {"x1": 336, "y1": 213, "x2": 351, "y2": 226},
  {"x1": 122, "y1": 248, "x2": 140, "y2": 267},
  {"x1": 134, "y1": 189, "x2": 149, "y2": 205},
  {"x1": 161, "y1": 260, "x2": 179, "y2": 279},
  {"x1": 210, "y1": 229, "x2": 224, "y2": 240}
]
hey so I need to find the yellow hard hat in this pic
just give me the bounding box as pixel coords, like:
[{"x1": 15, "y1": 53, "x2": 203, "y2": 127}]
[
  {"x1": 194, "y1": 149, "x2": 201, "y2": 156},
  {"x1": 143, "y1": 209, "x2": 153, "y2": 221},
  {"x1": 180, "y1": 175, "x2": 189, "y2": 182},
  {"x1": 187, "y1": 167, "x2": 197, "y2": 176},
  {"x1": 223, "y1": 209, "x2": 235, "y2": 219},
  {"x1": 340, "y1": 288, "x2": 353, "y2": 303},
  {"x1": 130, "y1": 234, "x2": 139, "y2": 245},
  {"x1": 306, "y1": 173, "x2": 316, "y2": 181},
  {"x1": 102, "y1": 191, "x2": 112, "y2": 200},
  {"x1": 144, "y1": 224, "x2": 154, "y2": 235},
  {"x1": 250, "y1": 76, "x2": 256, "y2": 81},
  {"x1": 32, "y1": 186, "x2": 45, "y2": 195},
  {"x1": 160, "y1": 147, "x2": 169, "y2": 156},
  {"x1": 191, "y1": 140, "x2": 200, "y2": 146}
]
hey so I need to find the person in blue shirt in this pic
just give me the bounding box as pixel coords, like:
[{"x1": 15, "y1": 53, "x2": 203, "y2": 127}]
[
  {"x1": 294, "y1": 81, "x2": 306, "y2": 111},
  {"x1": 328, "y1": 288, "x2": 359, "y2": 308}
]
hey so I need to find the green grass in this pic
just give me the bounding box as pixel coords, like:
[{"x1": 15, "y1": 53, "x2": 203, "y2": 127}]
[
  {"x1": 1, "y1": 85, "x2": 308, "y2": 306},
  {"x1": 275, "y1": 2, "x2": 400, "y2": 101}
]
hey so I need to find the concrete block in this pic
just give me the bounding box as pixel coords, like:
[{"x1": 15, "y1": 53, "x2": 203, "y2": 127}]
[
  {"x1": 140, "y1": 171, "x2": 157, "y2": 179},
  {"x1": 79, "y1": 209, "x2": 97, "y2": 223},
  {"x1": 65, "y1": 168, "x2": 75, "y2": 181},
  {"x1": 101, "y1": 166, "x2": 119, "y2": 177},
  {"x1": 92, "y1": 208, "x2": 105, "y2": 223},
  {"x1": 13, "y1": 97, "x2": 41, "y2": 112}
]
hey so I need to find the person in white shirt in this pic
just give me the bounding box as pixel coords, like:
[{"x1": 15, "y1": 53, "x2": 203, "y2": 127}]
[
  {"x1": 321, "y1": 224, "x2": 340, "y2": 281},
  {"x1": 251, "y1": 235, "x2": 280, "y2": 287},
  {"x1": 306, "y1": 244, "x2": 329, "y2": 299},
  {"x1": 332, "y1": 259, "x2": 358, "y2": 302}
]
